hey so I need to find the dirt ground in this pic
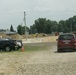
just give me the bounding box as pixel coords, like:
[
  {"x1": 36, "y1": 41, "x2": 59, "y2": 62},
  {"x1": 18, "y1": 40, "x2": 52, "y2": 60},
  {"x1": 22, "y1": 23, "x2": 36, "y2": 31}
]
[
  {"x1": 22, "y1": 36, "x2": 58, "y2": 43},
  {"x1": 0, "y1": 42, "x2": 76, "y2": 75}
]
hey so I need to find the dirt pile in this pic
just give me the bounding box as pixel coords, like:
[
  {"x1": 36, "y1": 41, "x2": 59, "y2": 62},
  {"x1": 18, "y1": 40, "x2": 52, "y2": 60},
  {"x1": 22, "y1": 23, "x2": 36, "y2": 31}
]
[
  {"x1": 0, "y1": 33, "x2": 8, "y2": 38},
  {"x1": 0, "y1": 33, "x2": 58, "y2": 42},
  {"x1": 9, "y1": 34, "x2": 23, "y2": 40},
  {"x1": 0, "y1": 33, "x2": 23, "y2": 40}
]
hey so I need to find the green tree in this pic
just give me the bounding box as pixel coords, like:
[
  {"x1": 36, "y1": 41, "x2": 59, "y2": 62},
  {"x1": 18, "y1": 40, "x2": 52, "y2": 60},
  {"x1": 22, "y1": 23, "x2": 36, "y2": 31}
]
[
  {"x1": 30, "y1": 15, "x2": 76, "y2": 34},
  {"x1": 10, "y1": 25, "x2": 14, "y2": 32},
  {"x1": 71, "y1": 16, "x2": 76, "y2": 31},
  {"x1": 17, "y1": 25, "x2": 22, "y2": 35},
  {"x1": 17, "y1": 25, "x2": 29, "y2": 35},
  {"x1": 34, "y1": 18, "x2": 47, "y2": 33},
  {"x1": 45, "y1": 20, "x2": 52, "y2": 34},
  {"x1": 51, "y1": 21, "x2": 58, "y2": 32},
  {"x1": 30, "y1": 18, "x2": 58, "y2": 34}
]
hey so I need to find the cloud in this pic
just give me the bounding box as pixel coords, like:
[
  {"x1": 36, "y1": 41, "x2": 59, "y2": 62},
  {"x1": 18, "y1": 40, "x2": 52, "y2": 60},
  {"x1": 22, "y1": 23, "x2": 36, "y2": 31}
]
[{"x1": 0, "y1": 0, "x2": 76, "y2": 30}]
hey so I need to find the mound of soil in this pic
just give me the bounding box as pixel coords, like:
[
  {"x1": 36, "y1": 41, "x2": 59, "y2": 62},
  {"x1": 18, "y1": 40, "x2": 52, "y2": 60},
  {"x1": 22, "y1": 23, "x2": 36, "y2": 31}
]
[{"x1": 0, "y1": 33, "x2": 23, "y2": 40}]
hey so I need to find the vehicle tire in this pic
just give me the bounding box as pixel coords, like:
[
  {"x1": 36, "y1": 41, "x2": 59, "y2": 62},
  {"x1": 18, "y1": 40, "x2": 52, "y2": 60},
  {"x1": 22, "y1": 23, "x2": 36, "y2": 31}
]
[{"x1": 5, "y1": 46, "x2": 11, "y2": 52}]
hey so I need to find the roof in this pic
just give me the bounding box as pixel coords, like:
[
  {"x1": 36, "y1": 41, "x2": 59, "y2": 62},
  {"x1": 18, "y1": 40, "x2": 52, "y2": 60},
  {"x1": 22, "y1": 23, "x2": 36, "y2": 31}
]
[
  {"x1": 59, "y1": 33, "x2": 74, "y2": 36},
  {"x1": 5, "y1": 31, "x2": 17, "y2": 35}
]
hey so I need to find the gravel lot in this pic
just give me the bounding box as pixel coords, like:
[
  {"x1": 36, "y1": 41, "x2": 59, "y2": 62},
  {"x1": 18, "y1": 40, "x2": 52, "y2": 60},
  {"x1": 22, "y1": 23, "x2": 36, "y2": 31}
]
[{"x1": 0, "y1": 42, "x2": 76, "y2": 75}]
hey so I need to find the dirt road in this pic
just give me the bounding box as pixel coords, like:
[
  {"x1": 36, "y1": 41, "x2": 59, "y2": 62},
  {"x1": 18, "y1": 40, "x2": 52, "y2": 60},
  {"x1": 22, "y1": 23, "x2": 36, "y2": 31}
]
[{"x1": 0, "y1": 42, "x2": 76, "y2": 75}]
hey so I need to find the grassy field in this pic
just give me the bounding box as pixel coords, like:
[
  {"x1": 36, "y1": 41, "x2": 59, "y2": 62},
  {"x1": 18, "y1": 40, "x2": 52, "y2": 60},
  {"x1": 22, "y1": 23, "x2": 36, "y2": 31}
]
[
  {"x1": 0, "y1": 43, "x2": 53, "y2": 54},
  {"x1": 18, "y1": 43, "x2": 51, "y2": 52},
  {"x1": 18, "y1": 42, "x2": 57, "y2": 53}
]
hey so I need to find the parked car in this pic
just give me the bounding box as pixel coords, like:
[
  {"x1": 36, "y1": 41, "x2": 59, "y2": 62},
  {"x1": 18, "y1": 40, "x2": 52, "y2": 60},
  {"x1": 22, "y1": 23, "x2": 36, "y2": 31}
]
[
  {"x1": 0, "y1": 38, "x2": 23, "y2": 52},
  {"x1": 57, "y1": 33, "x2": 76, "y2": 52},
  {"x1": 5, "y1": 38, "x2": 22, "y2": 47}
]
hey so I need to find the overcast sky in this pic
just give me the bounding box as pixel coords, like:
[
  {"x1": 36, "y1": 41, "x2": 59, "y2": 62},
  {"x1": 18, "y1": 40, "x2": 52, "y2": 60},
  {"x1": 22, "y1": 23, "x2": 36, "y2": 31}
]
[{"x1": 0, "y1": 0, "x2": 76, "y2": 30}]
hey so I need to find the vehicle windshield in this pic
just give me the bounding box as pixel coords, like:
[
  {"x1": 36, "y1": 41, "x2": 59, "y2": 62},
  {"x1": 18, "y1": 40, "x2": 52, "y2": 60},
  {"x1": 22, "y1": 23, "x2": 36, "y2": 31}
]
[{"x1": 59, "y1": 35, "x2": 74, "y2": 40}]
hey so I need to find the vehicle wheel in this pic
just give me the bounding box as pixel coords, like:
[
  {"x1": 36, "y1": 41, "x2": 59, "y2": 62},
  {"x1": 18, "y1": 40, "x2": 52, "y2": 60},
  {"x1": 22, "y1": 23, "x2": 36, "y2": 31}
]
[{"x1": 5, "y1": 46, "x2": 11, "y2": 52}]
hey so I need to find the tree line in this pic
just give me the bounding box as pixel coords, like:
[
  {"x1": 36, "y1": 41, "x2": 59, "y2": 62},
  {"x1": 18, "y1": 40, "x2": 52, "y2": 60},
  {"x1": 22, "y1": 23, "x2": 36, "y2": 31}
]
[{"x1": 17, "y1": 15, "x2": 76, "y2": 35}]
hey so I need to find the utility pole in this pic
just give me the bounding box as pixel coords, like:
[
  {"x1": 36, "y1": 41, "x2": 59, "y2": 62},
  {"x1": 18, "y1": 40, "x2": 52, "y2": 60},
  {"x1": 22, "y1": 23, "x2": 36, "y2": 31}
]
[
  {"x1": 24, "y1": 12, "x2": 26, "y2": 35},
  {"x1": 24, "y1": 11, "x2": 27, "y2": 40}
]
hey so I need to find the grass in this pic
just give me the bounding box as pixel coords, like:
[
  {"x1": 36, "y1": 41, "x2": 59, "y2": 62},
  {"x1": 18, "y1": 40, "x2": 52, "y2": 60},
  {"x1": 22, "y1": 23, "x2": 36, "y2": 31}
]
[
  {"x1": 0, "y1": 45, "x2": 47, "y2": 53},
  {"x1": 0, "y1": 43, "x2": 51, "y2": 53},
  {"x1": 24, "y1": 45, "x2": 47, "y2": 52},
  {"x1": 18, "y1": 43, "x2": 50, "y2": 52}
]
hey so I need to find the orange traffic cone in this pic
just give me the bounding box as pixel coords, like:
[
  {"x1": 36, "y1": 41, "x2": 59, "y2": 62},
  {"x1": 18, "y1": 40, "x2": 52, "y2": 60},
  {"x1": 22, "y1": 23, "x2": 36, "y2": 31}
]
[{"x1": 22, "y1": 46, "x2": 24, "y2": 52}]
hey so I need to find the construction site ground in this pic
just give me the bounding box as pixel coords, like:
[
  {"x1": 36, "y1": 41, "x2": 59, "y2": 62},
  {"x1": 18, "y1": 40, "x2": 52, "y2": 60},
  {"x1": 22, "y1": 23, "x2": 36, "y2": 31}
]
[{"x1": 0, "y1": 34, "x2": 76, "y2": 75}]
